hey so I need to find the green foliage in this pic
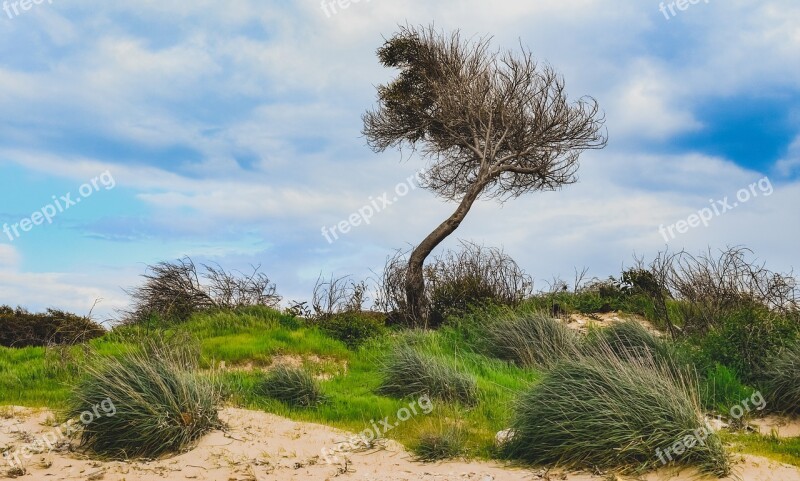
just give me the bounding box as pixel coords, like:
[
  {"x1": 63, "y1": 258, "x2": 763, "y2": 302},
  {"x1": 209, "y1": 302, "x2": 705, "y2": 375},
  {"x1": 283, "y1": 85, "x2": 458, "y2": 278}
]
[
  {"x1": 312, "y1": 311, "x2": 387, "y2": 349},
  {"x1": 0, "y1": 306, "x2": 104, "y2": 348},
  {"x1": 429, "y1": 274, "x2": 504, "y2": 326},
  {"x1": 67, "y1": 336, "x2": 222, "y2": 459},
  {"x1": 699, "y1": 363, "x2": 756, "y2": 414},
  {"x1": 256, "y1": 364, "x2": 325, "y2": 407},
  {"x1": 762, "y1": 342, "x2": 800, "y2": 414},
  {"x1": 503, "y1": 346, "x2": 730, "y2": 476},
  {"x1": 520, "y1": 288, "x2": 656, "y2": 320},
  {"x1": 378, "y1": 344, "x2": 478, "y2": 406},
  {"x1": 412, "y1": 423, "x2": 466, "y2": 462},
  {"x1": 694, "y1": 304, "x2": 799, "y2": 382},
  {"x1": 483, "y1": 310, "x2": 578, "y2": 368}
]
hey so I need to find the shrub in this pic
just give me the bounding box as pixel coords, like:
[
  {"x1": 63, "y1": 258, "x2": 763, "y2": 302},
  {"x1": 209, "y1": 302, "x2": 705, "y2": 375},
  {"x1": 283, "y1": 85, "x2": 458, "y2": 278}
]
[
  {"x1": 696, "y1": 304, "x2": 799, "y2": 382},
  {"x1": 311, "y1": 275, "x2": 370, "y2": 317},
  {"x1": 124, "y1": 258, "x2": 281, "y2": 324},
  {"x1": 378, "y1": 345, "x2": 478, "y2": 405},
  {"x1": 313, "y1": 311, "x2": 386, "y2": 349},
  {"x1": 762, "y1": 342, "x2": 800, "y2": 414},
  {"x1": 662, "y1": 247, "x2": 798, "y2": 334},
  {"x1": 256, "y1": 365, "x2": 325, "y2": 407},
  {"x1": 377, "y1": 242, "x2": 532, "y2": 327},
  {"x1": 0, "y1": 306, "x2": 104, "y2": 348},
  {"x1": 484, "y1": 310, "x2": 578, "y2": 368},
  {"x1": 412, "y1": 424, "x2": 466, "y2": 462},
  {"x1": 503, "y1": 347, "x2": 730, "y2": 476},
  {"x1": 67, "y1": 336, "x2": 221, "y2": 459}
]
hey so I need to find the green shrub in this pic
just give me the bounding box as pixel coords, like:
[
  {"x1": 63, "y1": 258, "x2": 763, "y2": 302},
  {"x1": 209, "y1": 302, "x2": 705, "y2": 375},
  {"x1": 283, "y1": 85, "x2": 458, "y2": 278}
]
[
  {"x1": 429, "y1": 274, "x2": 506, "y2": 326},
  {"x1": 67, "y1": 336, "x2": 222, "y2": 459},
  {"x1": 696, "y1": 304, "x2": 799, "y2": 382},
  {"x1": 412, "y1": 424, "x2": 466, "y2": 462},
  {"x1": 378, "y1": 345, "x2": 478, "y2": 406},
  {"x1": 314, "y1": 311, "x2": 386, "y2": 349},
  {"x1": 484, "y1": 310, "x2": 578, "y2": 368},
  {"x1": 762, "y1": 342, "x2": 800, "y2": 414},
  {"x1": 0, "y1": 306, "x2": 104, "y2": 347},
  {"x1": 256, "y1": 364, "x2": 325, "y2": 407},
  {"x1": 503, "y1": 347, "x2": 729, "y2": 476}
]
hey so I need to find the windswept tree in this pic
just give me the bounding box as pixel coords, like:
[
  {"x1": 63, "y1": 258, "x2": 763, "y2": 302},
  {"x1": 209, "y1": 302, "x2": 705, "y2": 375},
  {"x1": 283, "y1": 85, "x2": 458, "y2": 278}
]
[{"x1": 363, "y1": 25, "x2": 607, "y2": 325}]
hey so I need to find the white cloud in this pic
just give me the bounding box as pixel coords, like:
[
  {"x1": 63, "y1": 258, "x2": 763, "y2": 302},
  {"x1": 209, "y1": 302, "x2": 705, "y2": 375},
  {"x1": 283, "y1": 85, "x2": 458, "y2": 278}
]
[
  {"x1": 775, "y1": 136, "x2": 800, "y2": 177},
  {"x1": 0, "y1": 0, "x2": 799, "y2": 311},
  {"x1": 0, "y1": 244, "x2": 128, "y2": 320}
]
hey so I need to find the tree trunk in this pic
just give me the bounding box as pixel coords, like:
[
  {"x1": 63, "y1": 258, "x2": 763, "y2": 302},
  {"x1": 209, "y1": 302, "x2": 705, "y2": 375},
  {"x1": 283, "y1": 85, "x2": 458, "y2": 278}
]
[{"x1": 405, "y1": 182, "x2": 486, "y2": 327}]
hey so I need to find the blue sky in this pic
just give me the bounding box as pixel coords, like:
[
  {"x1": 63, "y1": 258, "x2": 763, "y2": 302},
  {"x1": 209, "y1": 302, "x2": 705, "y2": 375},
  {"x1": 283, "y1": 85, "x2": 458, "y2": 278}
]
[{"x1": 0, "y1": 0, "x2": 798, "y2": 321}]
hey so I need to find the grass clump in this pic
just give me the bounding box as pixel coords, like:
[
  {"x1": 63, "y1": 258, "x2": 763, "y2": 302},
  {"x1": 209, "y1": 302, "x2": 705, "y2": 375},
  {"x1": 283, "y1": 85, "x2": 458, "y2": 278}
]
[
  {"x1": 762, "y1": 342, "x2": 800, "y2": 414},
  {"x1": 582, "y1": 320, "x2": 689, "y2": 373},
  {"x1": 484, "y1": 310, "x2": 578, "y2": 368},
  {"x1": 378, "y1": 344, "x2": 478, "y2": 406},
  {"x1": 412, "y1": 423, "x2": 466, "y2": 462},
  {"x1": 66, "y1": 336, "x2": 222, "y2": 459},
  {"x1": 312, "y1": 311, "x2": 387, "y2": 349},
  {"x1": 503, "y1": 346, "x2": 730, "y2": 476},
  {"x1": 256, "y1": 364, "x2": 325, "y2": 407}
]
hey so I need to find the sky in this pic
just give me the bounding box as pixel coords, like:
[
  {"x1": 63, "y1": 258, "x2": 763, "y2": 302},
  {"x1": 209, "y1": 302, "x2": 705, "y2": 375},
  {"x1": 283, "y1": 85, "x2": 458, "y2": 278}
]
[{"x1": 0, "y1": 0, "x2": 798, "y2": 322}]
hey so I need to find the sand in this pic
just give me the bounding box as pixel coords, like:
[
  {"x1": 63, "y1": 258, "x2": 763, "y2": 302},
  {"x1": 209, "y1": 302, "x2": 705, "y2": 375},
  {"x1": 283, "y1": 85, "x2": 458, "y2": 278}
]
[{"x1": 1, "y1": 406, "x2": 799, "y2": 481}]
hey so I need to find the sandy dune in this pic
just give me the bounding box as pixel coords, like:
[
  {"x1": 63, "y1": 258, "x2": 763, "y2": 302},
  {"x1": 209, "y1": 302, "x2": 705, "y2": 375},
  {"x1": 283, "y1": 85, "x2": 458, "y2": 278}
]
[{"x1": 1, "y1": 406, "x2": 799, "y2": 481}]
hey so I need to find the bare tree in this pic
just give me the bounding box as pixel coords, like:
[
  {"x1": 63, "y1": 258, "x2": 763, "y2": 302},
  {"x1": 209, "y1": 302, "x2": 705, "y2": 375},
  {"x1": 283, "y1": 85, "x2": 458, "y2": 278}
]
[{"x1": 363, "y1": 25, "x2": 607, "y2": 324}]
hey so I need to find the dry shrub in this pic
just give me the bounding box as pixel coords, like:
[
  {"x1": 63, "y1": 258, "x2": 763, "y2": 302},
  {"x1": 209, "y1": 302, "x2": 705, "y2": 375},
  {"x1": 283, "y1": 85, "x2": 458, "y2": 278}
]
[
  {"x1": 124, "y1": 258, "x2": 280, "y2": 324},
  {"x1": 0, "y1": 306, "x2": 104, "y2": 347},
  {"x1": 377, "y1": 242, "x2": 532, "y2": 327}
]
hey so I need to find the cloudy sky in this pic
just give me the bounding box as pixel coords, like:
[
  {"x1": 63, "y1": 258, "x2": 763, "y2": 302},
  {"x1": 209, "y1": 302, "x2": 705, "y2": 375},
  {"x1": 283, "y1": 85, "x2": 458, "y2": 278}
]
[{"x1": 0, "y1": 0, "x2": 798, "y2": 321}]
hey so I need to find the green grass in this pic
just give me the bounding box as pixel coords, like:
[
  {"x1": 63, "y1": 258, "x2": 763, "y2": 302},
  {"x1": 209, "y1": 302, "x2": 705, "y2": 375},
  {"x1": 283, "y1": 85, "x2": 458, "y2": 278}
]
[
  {"x1": 0, "y1": 306, "x2": 536, "y2": 459},
  {"x1": 255, "y1": 364, "x2": 325, "y2": 407},
  {"x1": 483, "y1": 309, "x2": 578, "y2": 368},
  {"x1": 1, "y1": 304, "x2": 798, "y2": 468},
  {"x1": 412, "y1": 422, "x2": 467, "y2": 462},
  {"x1": 503, "y1": 344, "x2": 730, "y2": 476},
  {"x1": 762, "y1": 341, "x2": 800, "y2": 414},
  {"x1": 377, "y1": 343, "x2": 479, "y2": 406},
  {"x1": 722, "y1": 431, "x2": 800, "y2": 467},
  {"x1": 0, "y1": 346, "x2": 78, "y2": 406},
  {"x1": 67, "y1": 336, "x2": 222, "y2": 459}
]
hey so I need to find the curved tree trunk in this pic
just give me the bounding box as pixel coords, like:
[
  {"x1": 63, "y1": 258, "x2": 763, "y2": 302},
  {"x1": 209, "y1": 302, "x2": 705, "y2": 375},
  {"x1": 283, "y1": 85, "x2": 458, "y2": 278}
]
[{"x1": 405, "y1": 182, "x2": 486, "y2": 327}]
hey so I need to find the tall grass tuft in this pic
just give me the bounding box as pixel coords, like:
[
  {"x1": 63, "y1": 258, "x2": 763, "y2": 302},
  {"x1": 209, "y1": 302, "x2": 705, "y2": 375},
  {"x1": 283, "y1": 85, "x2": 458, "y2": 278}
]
[
  {"x1": 484, "y1": 310, "x2": 578, "y2": 368},
  {"x1": 503, "y1": 344, "x2": 730, "y2": 476},
  {"x1": 762, "y1": 342, "x2": 800, "y2": 414},
  {"x1": 66, "y1": 336, "x2": 222, "y2": 459},
  {"x1": 256, "y1": 364, "x2": 325, "y2": 407},
  {"x1": 412, "y1": 423, "x2": 466, "y2": 462},
  {"x1": 582, "y1": 320, "x2": 685, "y2": 372},
  {"x1": 378, "y1": 344, "x2": 478, "y2": 406}
]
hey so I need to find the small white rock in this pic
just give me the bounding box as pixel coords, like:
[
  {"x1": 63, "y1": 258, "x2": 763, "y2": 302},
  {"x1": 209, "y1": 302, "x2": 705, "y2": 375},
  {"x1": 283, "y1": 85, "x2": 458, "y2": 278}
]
[{"x1": 495, "y1": 429, "x2": 514, "y2": 445}]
